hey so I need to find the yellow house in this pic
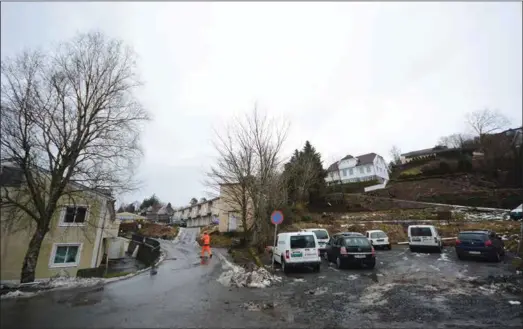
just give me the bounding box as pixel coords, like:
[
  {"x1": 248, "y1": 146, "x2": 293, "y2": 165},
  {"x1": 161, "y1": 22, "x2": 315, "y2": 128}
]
[
  {"x1": 116, "y1": 212, "x2": 146, "y2": 223},
  {"x1": 217, "y1": 183, "x2": 254, "y2": 233},
  {"x1": 0, "y1": 165, "x2": 120, "y2": 283}
]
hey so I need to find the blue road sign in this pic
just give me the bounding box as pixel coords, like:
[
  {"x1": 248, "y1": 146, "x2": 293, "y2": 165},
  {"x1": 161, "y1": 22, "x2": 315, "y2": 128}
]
[{"x1": 271, "y1": 210, "x2": 284, "y2": 225}]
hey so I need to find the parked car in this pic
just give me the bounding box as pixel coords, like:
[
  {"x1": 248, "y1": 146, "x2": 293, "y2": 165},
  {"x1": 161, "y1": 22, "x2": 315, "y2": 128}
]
[
  {"x1": 455, "y1": 230, "x2": 505, "y2": 262},
  {"x1": 272, "y1": 231, "x2": 321, "y2": 273},
  {"x1": 408, "y1": 225, "x2": 442, "y2": 253},
  {"x1": 324, "y1": 235, "x2": 376, "y2": 269},
  {"x1": 301, "y1": 228, "x2": 330, "y2": 255},
  {"x1": 179, "y1": 220, "x2": 187, "y2": 228},
  {"x1": 323, "y1": 232, "x2": 364, "y2": 261},
  {"x1": 365, "y1": 230, "x2": 391, "y2": 250}
]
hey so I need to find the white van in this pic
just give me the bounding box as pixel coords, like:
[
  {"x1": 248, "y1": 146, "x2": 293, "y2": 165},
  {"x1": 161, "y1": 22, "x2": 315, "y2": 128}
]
[
  {"x1": 408, "y1": 225, "x2": 442, "y2": 253},
  {"x1": 301, "y1": 228, "x2": 330, "y2": 255},
  {"x1": 272, "y1": 232, "x2": 321, "y2": 273},
  {"x1": 365, "y1": 230, "x2": 391, "y2": 250}
]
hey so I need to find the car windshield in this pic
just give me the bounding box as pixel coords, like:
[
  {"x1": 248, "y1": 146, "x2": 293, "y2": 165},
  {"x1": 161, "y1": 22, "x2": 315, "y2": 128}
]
[
  {"x1": 458, "y1": 233, "x2": 487, "y2": 241},
  {"x1": 312, "y1": 230, "x2": 329, "y2": 240},
  {"x1": 344, "y1": 237, "x2": 371, "y2": 247},
  {"x1": 290, "y1": 235, "x2": 316, "y2": 249},
  {"x1": 371, "y1": 232, "x2": 387, "y2": 239},
  {"x1": 410, "y1": 227, "x2": 432, "y2": 237}
]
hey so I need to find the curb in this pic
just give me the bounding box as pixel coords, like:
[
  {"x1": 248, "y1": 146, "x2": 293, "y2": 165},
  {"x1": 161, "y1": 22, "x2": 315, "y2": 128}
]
[{"x1": 104, "y1": 249, "x2": 167, "y2": 284}]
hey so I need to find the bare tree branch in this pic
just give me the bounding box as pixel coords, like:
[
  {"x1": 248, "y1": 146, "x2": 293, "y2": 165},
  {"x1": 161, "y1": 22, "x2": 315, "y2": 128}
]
[
  {"x1": 0, "y1": 31, "x2": 150, "y2": 283},
  {"x1": 466, "y1": 108, "x2": 510, "y2": 137}
]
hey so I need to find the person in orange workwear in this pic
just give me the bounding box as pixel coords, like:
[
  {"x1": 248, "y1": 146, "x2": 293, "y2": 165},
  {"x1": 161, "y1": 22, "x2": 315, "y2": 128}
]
[{"x1": 200, "y1": 231, "x2": 212, "y2": 259}]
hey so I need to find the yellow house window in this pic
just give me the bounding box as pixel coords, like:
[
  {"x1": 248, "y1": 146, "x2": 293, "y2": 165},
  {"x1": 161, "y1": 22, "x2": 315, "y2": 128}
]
[
  {"x1": 49, "y1": 243, "x2": 83, "y2": 268},
  {"x1": 60, "y1": 205, "x2": 88, "y2": 226}
]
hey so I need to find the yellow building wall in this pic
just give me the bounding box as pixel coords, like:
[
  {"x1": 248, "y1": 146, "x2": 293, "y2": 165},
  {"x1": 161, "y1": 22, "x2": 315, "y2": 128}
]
[
  {"x1": 217, "y1": 184, "x2": 254, "y2": 233},
  {"x1": 0, "y1": 191, "x2": 105, "y2": 282}
]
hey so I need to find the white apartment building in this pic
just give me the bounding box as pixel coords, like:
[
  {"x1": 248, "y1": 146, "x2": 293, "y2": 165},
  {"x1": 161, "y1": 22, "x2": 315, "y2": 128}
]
[{"x1": 325, "y1": 153, "x2": 389, "y2": 186}]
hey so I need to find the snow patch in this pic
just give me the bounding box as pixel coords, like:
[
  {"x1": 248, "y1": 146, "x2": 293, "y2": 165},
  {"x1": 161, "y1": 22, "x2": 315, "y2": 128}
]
[
  {"x1": 423, "y1": 285, "x2": 439, "y2": 292},
  {"x1": 318, "y1": 276, "x2": 326, "y2": 279},
  {"x1": 47, "y1": 277, "x2": 103, "y2": 289},
  {"x1": 402, "y1": 256, "x2": 409, "y2": 261},
  {"x1": 346, "y1": 275, "x2": 359, "y2": 281},
  {"x1": 292, "y1": 278, "x2": 306, "y2": 283},
  {"x1": 429, "y1": 265, "x2": 441, "y2": 272},
  {"x1": 305, "y1": 287, "x2": 328, "y2": 295},
  {"x1": 508, "y1": 300, "x2": 521, "y2": 305},
  {"x1": 437, "y1": 253, "x2": 450, "y2": 262},
  {"x1": 216, "y1": 254, "x2": 281, "y2": 288},
  {"x1": 1, "y1": 290, "x2": 38, "y2": 299},
  {"x1": 360, "y1": 283, "x2": 396, "y2": 306}
]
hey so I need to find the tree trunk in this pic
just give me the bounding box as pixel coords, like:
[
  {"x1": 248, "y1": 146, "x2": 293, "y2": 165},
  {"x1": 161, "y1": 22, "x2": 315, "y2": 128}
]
[{"x1": 20, "y1": 226, "x2": 48, "y2": 283}]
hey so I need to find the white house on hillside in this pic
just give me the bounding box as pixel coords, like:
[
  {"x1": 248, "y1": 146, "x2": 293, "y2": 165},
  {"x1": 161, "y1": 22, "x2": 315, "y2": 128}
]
[{"x1": 325, "y1": 153, "x2": 390, "y2": 187}]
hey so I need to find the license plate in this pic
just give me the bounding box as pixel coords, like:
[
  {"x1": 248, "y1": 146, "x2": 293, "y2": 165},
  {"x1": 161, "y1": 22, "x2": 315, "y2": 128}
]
[
  {"x1": 469, "y1": 251, "x2": 481, "y2": 255},
  {"x1": 354, "y1": 255, "x2": 366, "y2": 259},
  {"x1": 412, "y1": 238, "x2": 421, "y2": 242},
  {"x1": 292, "y1": 252, "x2": 303, "y2": 257},
  {"x1": 377, "y1": 239, "x2": 384, "y2": 242}
]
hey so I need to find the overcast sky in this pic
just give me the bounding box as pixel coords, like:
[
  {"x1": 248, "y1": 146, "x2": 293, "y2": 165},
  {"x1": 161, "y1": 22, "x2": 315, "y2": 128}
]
[{"x1": 2, "y1": 2, "x2": 521, "y2": 207}]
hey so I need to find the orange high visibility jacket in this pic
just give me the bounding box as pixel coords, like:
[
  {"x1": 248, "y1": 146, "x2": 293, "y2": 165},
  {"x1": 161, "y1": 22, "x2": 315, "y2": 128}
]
[{"x1": 202, "y1": 234, "x2": 210, "y2": 246}]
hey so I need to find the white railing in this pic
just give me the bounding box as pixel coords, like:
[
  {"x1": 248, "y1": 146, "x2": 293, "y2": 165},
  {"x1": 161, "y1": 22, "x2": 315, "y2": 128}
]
[{"x1": 364, "y1": 181, "x2": 388, "y2": 192}]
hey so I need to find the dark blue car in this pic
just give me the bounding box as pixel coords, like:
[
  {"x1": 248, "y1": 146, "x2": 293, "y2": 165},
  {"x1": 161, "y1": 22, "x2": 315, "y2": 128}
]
[{"x1": 455, "y1": 230, "x2": 505, "y2": 262}]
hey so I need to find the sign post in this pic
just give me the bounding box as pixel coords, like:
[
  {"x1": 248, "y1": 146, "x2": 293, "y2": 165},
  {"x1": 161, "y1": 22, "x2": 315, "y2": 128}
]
[{"x1": 270, "y1": 210, "x2": 284, "y2": 268}]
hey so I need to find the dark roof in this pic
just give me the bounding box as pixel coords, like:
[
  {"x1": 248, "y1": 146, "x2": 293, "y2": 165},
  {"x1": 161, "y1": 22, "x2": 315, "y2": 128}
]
[
  {"x1": 401, "y1": 148, "x2": 436, "y2": 158},
  {"x1": 0, "y1": 163, "x2": 113, "y2": 199},
  {"x1": 341, "y1": 154, "x2": 354, "y2": 161},
  {"x1": 355, "y1": 153, "x2": 377, "y2": 165},
  {"x1": 327, "y1": 162, "x2": 339, "y2": 172}
]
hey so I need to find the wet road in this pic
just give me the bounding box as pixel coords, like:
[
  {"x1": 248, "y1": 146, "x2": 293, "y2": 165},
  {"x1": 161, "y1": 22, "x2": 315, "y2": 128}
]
[
  {"x1": 0, "y1": 228, "x2": 285, "y2": 328},
  {"x1": 1, "y1": 231, "x2": 522, "y2": 328}
]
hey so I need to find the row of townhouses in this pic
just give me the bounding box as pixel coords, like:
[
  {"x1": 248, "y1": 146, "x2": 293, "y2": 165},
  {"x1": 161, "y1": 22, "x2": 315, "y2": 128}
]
[{"x1": 172, "y1": 184, "x2": 250, "y2": 233}]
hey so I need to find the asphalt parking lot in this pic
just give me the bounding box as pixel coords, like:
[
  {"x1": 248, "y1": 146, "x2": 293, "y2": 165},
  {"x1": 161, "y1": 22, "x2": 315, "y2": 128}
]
[{"x1": 242, "y1": 246, "x2": 523, "y2": 328}]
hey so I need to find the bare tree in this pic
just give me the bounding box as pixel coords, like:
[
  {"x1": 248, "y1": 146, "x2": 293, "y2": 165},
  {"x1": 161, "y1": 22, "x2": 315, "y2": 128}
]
[
  {"x1": 0, "y1": 31, "x2": 149, "y2": 283},
  {"x1": 437, "y1": 133, "x2": 474, "y2": 149},
  {"x1": 466, "y1": 108, "x2": 509, "y2": 137},
  {"x1": 389, "y1": 145, "x2": 402, "y2": 165},
  {"x1": 207, "y1": 107, "x2": 288, "y2": 247}
]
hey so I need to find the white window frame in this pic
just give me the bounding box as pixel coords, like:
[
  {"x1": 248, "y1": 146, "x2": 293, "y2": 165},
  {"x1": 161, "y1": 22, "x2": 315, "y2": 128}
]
[
  {"x1": 49, "y1": 243, "x2": 83, "y2": 268},
  {"x1": 59, "y1": 204, "x2": 89, "y2": 227},
  {"x1": 349, "y1": 168, "x2": 353, "y2": 175}
]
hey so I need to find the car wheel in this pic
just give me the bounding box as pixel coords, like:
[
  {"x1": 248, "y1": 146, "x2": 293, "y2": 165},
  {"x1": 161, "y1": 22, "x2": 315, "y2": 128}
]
[
  {"x1": 457, "y1": 252, "x2": 464, "y2": 260},
  {"x1": 387, "y1": 244, "x2": 392, "y2": 250},
  {"x1": 324, "y1": 251, "x2": 329, "y2": 262},
  {"x1": 282, "y1": 258, "x2": 291, "y2": 274},
  {"x1": 367, "y1": 259, "x2": 376, "y2": 269},
  {"x1": 493, "y1": 252, "x2": 501, "y2": 263},
  {"x1": 436, "y1": 246, "x2": 442, "y2": 254},
  {"x1": 313, "y1": 264, "x2": 321, "y2": 273},
  {"x1": 409, "y1": 246, "x2": 415, "y2": 253},
  {"x1": 336, "y1": 256, "x2": 344, "y2": 270}
]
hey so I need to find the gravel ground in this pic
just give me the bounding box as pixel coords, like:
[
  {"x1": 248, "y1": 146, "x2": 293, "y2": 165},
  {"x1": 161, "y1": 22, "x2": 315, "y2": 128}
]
[{"x1": 241, "y1": 247, "x2": 523, "y2": 328}]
